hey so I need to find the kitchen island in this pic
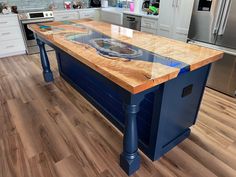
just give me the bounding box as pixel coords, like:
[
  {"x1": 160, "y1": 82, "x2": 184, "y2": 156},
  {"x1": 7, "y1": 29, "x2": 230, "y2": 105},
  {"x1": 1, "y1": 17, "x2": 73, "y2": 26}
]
[{"x1": 29, "y1": 19, "x2": 223, "y2": 176}]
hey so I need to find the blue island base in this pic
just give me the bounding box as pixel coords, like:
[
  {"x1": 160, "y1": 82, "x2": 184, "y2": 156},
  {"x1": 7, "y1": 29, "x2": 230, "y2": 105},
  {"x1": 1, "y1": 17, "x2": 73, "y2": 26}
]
[
  {"x1": 35, "y1": 36, "x2": 210, "y2": 175},
  {"x1": 55, "y1": 49, "x2": 210, "y2": 160}
]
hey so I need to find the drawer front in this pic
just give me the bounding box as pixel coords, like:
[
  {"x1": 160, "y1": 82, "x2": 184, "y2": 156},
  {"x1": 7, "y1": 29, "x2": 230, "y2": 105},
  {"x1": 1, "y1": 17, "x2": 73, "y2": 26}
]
[
  {"x1": 0, "y1": 15, "x2": 19, "y2": 28},
  {"x1": 79, "y1": 10, "x2": 95, "y2": 19},
  {"x1": 54, "y1": 12, "x2": 79, "y2": 21},
  {"x1": 101, "y1": 11, "x2": 123, "y2": 25},
  {"x1": 141, "y1": 27, "x2": 157, "y2": 34},
  {"x1": 141, "y1": 18, "x2": 158, "y2": 29},
  {"x1": 0, "y1": 39, "x2": 25, "y2": 55},
  {"x1": 0, "y1": 26, "x2": 22, "y2": 41}
]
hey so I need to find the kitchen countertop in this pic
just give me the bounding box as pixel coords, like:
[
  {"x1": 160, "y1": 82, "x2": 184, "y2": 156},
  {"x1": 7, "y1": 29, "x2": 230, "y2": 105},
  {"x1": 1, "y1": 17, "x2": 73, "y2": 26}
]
[
  {"x1": 123, "y1": 10, "x2": 159, "y2": 19},
  {"x1": 53, "y1": 7, "x2": 101, "y2": 13},
  {"x1": 28, "y1": 19, "x2": 223, "y2": 93},
  {"x1": 0, "y1": 13, "x2": 17, "y2": 17},
  {"x1": 53, "y1": 7, "x2": 158, "y2": 19}
]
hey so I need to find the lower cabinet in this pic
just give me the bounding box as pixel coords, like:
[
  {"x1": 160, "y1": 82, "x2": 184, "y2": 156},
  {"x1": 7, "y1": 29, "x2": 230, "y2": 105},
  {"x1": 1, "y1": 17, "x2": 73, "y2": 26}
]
[
  {"x1": 0, "y1": 14, "x2": 26, "y2": 58},
  {"x1": 79, "y1": 9, "x2": 100, "y2": 20},
  {"x1": 141, "y1": 17, "x2": 158, "y2": 35},
  {"x1": 100, "y1": 10, "x2": 123, "y2": 26},
  {"x1": 141, "y1": 27, "x2": 157, "y2": 34},
  {"x1": 53, "y1": 11, "x2": 79, "y2": 21}
]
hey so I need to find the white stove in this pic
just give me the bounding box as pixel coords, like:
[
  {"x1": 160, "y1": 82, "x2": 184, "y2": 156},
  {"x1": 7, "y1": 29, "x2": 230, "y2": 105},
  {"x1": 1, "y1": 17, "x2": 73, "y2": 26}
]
[{"x1": 18, "y1": 10, "x2": 54, "y2": 54}]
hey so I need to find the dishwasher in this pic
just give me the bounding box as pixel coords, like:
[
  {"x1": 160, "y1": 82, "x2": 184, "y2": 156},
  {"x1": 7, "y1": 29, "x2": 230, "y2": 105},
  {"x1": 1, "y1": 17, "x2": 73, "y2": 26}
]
[{"x1": 123, "y1": 14, "x2": 141, "y2": 31}]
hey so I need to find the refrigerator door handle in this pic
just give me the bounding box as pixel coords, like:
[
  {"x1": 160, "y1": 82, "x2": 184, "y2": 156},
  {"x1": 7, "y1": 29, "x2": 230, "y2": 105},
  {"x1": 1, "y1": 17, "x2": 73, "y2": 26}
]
[
  {"x1": 172, "y1": 0, "x2": 175, "y2": 7},
  {"x1": 213, "y1": 0, "x2": 227, "y2": 34},
  {"x1": 176, "y1": 0, "x2": 181, "y2": 8},
  {"x1": 218, "y1": 0, "x2": 232, "y2": 35}
]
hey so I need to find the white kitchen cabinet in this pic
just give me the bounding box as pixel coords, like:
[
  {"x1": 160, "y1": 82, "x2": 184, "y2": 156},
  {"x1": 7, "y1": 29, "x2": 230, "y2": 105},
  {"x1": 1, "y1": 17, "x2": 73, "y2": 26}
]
[
  {"x1": 54, "y1": 11, "x2": 79, "y2": 21},
  {"x1": 141, "y1": 27, "x2": 157, "y2": 34},
  {"x1": 141, "y1": 17, "x2": 158, "y2": 34},
  {"x1": 100, "y1": 8, "x2": 123, "y2": 25},
  {"x1": 0, "y1": 14, "x2": 26, "y2": 58},
  {"x1": 79, "y1": 9, "x2": 100, "y2": 20},
  {"x1": 157, "y1": 0, "x2": 194, "y2": 42}
]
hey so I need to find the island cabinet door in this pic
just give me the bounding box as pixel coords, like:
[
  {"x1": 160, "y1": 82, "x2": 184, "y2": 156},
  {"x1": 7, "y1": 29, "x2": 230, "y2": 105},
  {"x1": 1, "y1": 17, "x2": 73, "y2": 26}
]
[{"x1": 147, "y1": 64, "x2": 211, "y2": 161}]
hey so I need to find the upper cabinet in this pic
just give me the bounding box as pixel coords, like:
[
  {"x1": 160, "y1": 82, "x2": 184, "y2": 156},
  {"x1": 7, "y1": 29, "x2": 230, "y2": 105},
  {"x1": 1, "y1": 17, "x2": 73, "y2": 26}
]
[{"x1": 157, "y1": 0, "x2": 194, "y2": 42}]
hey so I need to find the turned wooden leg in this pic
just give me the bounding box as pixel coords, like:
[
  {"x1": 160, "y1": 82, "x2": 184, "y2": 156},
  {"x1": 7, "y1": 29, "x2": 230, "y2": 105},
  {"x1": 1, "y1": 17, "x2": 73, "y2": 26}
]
[
  {"x1": 36, "y1": 38, "x2": 54, "y2": 82},
  {"x1": 120, "y1": 103, "x2": 140, "y2": 176}
]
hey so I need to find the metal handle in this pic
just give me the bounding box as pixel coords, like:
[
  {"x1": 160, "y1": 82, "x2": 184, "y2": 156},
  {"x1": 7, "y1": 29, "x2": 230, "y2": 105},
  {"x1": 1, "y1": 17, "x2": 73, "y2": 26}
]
[
  {"x1": 1, "y1": 32, "x2": 11, "y2": 36},
  {"x1": 176, "y1": 0, "x2": 181, "y2": 8},
  {"x1": 6, "y1": 45, "x2": 14, "y2": 48},
  {"x1": 172, "y1": 0, "x2": 175, "y2": 7},
  {"x1": 218, "y1": 0, "x2": 231, "y2": 35},
  {"x1": 189, "y1": 40, "x2": 236, "y2": 56},
  {"x1": 0, "y1": 21, "x2": 8, "y2": 24},
  {"x1": 213, "y1": 0, "x2": 227, "y2": 34}
]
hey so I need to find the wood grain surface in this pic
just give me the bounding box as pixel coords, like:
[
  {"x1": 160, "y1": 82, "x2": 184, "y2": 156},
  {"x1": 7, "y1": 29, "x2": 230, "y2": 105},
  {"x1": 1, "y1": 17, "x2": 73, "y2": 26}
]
[
  {"x1": 28, "y1": 20, "x2": 223, "y2": 93},
  {"x1": 0, "y1": 52, "x2": 235, "y2": 177}
]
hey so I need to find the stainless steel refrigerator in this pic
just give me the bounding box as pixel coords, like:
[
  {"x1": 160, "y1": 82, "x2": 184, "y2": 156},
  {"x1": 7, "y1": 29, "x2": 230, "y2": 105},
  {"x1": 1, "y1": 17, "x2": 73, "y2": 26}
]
[{"x1": 188, "y1": 0, "x2": 236, "y2": 97}]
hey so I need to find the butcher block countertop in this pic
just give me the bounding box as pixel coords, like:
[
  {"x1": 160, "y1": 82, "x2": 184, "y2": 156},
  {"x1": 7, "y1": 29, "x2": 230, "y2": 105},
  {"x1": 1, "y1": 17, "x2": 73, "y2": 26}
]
[{"x1": 29, "y1": 19, "x2": 223, "y2": 94}]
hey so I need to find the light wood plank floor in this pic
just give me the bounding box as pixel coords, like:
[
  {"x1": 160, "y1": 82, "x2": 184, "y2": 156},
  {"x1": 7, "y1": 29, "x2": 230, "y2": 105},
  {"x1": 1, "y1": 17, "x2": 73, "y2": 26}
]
[{"x1": 0, "y1": 52, "x2": 235, "y2": 177}]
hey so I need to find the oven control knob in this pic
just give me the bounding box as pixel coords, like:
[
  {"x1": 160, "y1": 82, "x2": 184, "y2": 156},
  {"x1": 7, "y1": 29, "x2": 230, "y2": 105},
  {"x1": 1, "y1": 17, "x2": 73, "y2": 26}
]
[
  {"x1": 45, "y1": 13, "x2": 48, "y2": 16},
  {"x1": 50, "y1": 13, "x2": 52, "y2": 16}
]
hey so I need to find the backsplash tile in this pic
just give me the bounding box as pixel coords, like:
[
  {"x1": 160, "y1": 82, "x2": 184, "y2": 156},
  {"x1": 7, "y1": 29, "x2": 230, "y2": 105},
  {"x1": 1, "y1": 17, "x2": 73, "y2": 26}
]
[{"x1": 3, "y1": 0, "x2": 90, "y2": 10}]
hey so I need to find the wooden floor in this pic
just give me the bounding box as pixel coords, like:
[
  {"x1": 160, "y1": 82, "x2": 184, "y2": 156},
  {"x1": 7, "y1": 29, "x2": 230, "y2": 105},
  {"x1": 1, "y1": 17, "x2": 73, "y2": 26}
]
[{"x1": 0, "y1": 52, "x2": 235, "y2": 177}]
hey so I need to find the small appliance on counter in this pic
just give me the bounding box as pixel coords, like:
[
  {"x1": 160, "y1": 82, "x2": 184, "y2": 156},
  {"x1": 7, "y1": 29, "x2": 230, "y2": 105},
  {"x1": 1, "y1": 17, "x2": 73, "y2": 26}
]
[
  {"x1": 90, "y1": 0, "x2": 101, "y2": 7},
  {"x1": 0, "y1": 2, "x2": 12, "y2": 14},
  {"x1": 143, "y1": 0, "x2": 159, "y2": 15},
  {"x1": 11, "y1": 6, "x2": 18, "y2": 13},
  {"x1": 64, "y1": 1, "x2": 72, "y2": 9},
  {"x1": 72, "y1": 0, "x2": 84, "y2": 9}
]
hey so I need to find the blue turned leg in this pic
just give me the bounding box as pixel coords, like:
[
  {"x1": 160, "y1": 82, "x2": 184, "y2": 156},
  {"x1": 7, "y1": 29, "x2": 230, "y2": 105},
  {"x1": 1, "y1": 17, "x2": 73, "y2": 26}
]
[
  {"x1": 120, "y1": 103, "x2": 140, "y2": 176},
  {"x1": 36, "y1": 38, "x2": 54, "y2": 82}
]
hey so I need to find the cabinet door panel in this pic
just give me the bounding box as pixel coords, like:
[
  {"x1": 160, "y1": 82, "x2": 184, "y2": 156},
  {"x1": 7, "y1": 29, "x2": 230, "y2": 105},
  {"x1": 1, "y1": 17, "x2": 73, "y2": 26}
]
[
  {"x1": 157, "y1": 0, "x2": 175, "y2": 38},
  {"x1": 173, "y1": 0, "x2": 194, "y2": 41}
]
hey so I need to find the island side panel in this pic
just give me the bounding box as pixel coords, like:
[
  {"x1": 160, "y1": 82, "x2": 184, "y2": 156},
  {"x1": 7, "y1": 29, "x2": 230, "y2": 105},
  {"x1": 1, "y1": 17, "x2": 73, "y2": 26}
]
[
  {"x1": 148, "y1": 64, "x2": 211, "y2": 160},
  {"x1": 55, "y1": 50, "x2": 157, "y2": 149},
  {"x1": 55, "y1": 49, "x2": 164, "y2": 175}
]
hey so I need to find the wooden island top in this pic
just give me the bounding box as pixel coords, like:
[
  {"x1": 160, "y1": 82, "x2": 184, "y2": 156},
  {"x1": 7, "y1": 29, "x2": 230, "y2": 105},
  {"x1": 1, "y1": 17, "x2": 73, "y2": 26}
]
[{"x1": 29, "y1": 19, "x2": 223, "y2": 94}]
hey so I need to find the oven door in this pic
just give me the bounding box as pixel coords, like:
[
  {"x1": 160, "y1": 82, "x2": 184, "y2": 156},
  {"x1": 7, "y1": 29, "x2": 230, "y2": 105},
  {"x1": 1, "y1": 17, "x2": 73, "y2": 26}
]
[{"x1": 22, "y1": 23, "x2": 37, "y2": 48}]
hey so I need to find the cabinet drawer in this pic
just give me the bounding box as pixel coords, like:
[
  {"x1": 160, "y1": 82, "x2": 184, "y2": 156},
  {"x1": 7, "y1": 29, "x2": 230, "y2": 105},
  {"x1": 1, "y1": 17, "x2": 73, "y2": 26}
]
[
  {"x1": 0, "y1": 15, "x2": 19, "y2": 28},
  {"x1": 0, "y1": 39, "x2": 25, "y2": 55},
  {"x1": 141, "y1": 27, "x2": 157, "y2": 34},
  {"x1": 54, "y1": 12, "x2": 79, "y2": 21},
  {"x1": 79, "y1": 10, "x2": 95, "y2": 19},
  {"x1": 0, "y1": 26, "x2": 22, "y2": 41},
  {"x1": 141, "y1": 17, "x2": 158, "y2": 29},
  {"x1": 101, "y1": 11, "x2": 123, "y2": 25}
]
